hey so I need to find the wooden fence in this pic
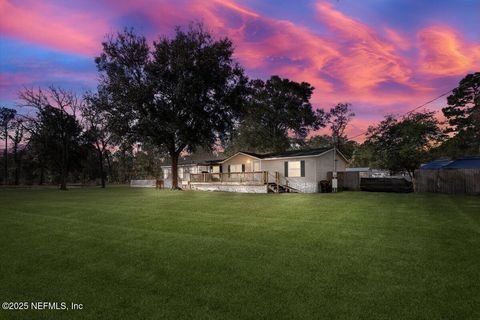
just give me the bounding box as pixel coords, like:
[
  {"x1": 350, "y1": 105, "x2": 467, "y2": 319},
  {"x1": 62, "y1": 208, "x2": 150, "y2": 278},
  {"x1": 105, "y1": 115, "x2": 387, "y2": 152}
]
[
  {"x1": 415, "y1": 169, "x2": 480, "y2": 195},
  {"x1": 327, "y1": 171, "x2": 361, "y2": 191}
]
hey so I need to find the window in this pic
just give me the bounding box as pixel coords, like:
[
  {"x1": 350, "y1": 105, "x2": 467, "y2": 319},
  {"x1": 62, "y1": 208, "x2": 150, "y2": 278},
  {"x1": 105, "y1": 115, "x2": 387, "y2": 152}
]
[
  {"x1": 288, "y1": 161, "x2": 301, "y2": 177},
  {"x1": 178, "y1": 168, "x2": 184, "y2": 179},
  {"x1": 253, "y1": 161, "x2": 261, "y2": 172},
  {"x1": 285, "y1": 160, "x2": 305, "y2": 177},
  {"x1": 211, "y1": 166, "x2": 220, "y2": 173},
  {"x1": 229, "y1": 164, "x2": 243, "y2": 172}
]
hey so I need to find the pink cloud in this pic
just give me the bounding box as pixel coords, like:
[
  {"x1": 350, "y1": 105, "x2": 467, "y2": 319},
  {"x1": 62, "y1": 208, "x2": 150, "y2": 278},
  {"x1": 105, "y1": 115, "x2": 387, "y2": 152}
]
[
  {"x1": 126, "y1": 0, "x2": 340, "y2": 91},
  {"x1": 384, "y1": 27, "x2": 411, "y2": 51},
  {"x1": 315, "y1": 2, "x2": 411, "y2": 90},
  {"x1": 2, "y1": 0, "x2": 478, "y2": 143},
  {"x1": 0, "y1": 0, "x2": 109, "y2": 55},
  {"x1": 417, "y1": 26, "x2": 480, "y2": 76}
]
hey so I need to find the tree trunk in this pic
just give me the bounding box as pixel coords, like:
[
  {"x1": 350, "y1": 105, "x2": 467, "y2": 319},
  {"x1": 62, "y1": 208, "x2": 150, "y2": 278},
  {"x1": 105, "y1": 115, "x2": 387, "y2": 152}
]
[
  {"x1": 59, "y1": 163, "x2": 67, "y2": 190},
  {"x1": 170, "y1": 151, "x2": 180, "y2": 190},
  {"x1": 106, "y1": 152, "x2": 113, "y2": 183},
  {"x1": 59, "y1": 140, "x2": 67, "y2": 190},
  {"x1": 3, "y1": 128, "x2": 7, "y2": 185},
  {"x1": 39, "y1": 164, "x2": 44, "y2": 185},
  {"x1": 121, "y1": 149, "x2": 127, "y2": 184},
  {"x1": 14, "y1": 166, "x2": 19, "y2": 185},
  {"x1": 14, "y1": 147, "x2": 19, "y2": 185},
  {"x1": 99, "y1": 150, "x2": 105, "y2": 188}
]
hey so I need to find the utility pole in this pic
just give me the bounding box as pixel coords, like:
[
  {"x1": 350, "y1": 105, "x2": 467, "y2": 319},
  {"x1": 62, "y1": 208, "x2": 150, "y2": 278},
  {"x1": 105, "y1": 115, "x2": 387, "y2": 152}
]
[{"x1": 332, "y1": 143, "x2": 338, "y2": 193}]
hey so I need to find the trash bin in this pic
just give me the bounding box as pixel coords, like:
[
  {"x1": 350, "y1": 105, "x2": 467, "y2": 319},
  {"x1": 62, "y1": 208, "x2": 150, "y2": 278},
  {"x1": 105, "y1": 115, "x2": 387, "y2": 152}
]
[{"x1": 319, "y1": 180, "x2": 332, "y2": 193}]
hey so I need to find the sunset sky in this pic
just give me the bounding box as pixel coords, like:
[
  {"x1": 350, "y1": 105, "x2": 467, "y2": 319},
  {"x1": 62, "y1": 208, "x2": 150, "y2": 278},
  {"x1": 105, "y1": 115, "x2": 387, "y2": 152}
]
[{"x1": 1, "y1": 0, "x2": 479, "y2": 139}]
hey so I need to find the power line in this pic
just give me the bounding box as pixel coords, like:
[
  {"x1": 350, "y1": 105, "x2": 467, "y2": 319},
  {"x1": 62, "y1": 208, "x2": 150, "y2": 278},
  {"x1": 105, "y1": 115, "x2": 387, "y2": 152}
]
[{"x1": 345, "y1": 86, "x2": 458, "y2": 141}]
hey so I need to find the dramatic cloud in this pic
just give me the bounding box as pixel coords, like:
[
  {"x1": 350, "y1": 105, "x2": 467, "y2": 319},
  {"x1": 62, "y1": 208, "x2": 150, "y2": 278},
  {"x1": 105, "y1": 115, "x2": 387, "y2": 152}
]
[
  {"x1": 0, "y1": 0, "x2": 109, "y2": 55},
  {"x1": 417, "y1": 26, "x2": 480, "y2": 76},
  {"x1": 315, "y1": 2, "x2": 411, "y2": 90},
  {"x1": 1, "y1": 0, "x2": 479, "y2": 140}
]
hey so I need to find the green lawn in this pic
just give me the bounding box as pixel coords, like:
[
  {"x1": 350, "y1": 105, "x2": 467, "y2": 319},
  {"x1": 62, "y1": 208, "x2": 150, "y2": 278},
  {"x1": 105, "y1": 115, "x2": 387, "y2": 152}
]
[{"x1": 0, "y1": 188, "x2": 479, "y2": 319}]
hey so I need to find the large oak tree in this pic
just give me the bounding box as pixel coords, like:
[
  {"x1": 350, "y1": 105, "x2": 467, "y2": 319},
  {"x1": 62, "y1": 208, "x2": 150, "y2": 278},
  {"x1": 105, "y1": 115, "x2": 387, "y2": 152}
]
[{"x1": 95, "y1": 24, "x2": 247, "y2": 188}]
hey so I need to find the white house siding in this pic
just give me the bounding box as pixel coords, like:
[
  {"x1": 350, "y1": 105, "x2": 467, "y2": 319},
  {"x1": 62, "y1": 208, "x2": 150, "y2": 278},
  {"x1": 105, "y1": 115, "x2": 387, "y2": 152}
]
[
  {"x1": 315, "y1": 149, "x2": 347, "y2": 182},
  {"x1": 220, "y1": 154, "x2": 259, "y2": 172},
  {"x1": 261, "y1": 157, "x2": 318, "y2": 193},
  {"x1": 261, "y1": 150, "x2": 348, "y2": 193}
]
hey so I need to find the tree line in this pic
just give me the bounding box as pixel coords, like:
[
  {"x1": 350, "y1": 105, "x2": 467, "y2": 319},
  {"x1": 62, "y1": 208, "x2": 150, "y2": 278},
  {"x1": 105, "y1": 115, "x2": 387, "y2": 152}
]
[{"x1": 1, "y1": 24, "x2": 478, "y2": 189}]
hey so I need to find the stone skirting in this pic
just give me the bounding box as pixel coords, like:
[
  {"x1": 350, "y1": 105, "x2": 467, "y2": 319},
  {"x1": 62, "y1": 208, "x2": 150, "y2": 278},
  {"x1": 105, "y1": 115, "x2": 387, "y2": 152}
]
[{"x1": 189, "y1": 183, "x2": 268, "y2": 193}]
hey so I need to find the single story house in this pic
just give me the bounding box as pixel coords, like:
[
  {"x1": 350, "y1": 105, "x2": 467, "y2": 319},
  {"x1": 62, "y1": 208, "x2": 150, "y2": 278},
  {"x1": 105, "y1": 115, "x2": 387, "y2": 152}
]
[{"x1": 161, "y1": 147, "x2": 348, "y2": 193}]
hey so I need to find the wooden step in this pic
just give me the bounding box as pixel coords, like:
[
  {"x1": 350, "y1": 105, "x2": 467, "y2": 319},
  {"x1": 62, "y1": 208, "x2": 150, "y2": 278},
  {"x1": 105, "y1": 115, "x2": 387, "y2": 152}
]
[{"x1": 267, "y1": 183, "x2": 299, "y2": 193}]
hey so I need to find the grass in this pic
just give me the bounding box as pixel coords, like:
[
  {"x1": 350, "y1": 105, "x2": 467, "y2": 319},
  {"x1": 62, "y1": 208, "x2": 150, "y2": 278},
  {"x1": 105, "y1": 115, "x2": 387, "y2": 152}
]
[{"x1": 0, "y1": 187, "x2": 479, "y2": 319}]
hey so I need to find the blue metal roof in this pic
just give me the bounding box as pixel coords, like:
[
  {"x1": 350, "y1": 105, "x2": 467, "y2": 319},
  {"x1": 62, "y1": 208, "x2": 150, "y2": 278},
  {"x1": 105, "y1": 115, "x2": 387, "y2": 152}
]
[
  {"x1": 443, "y1": 156, "x2": 480, "y2": 169},
  {"x1": 421, "y1": 156, "x2": 480, "y2": 169},
  {"x1": 420, "y1": 159, "x2": 453, "y2": 169}
]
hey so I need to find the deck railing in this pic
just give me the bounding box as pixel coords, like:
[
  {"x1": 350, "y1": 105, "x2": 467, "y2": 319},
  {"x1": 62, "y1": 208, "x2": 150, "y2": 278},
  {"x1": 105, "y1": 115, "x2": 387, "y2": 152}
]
[{"x1": 190, "y1": 171, "x2": 268, "y2": 184}]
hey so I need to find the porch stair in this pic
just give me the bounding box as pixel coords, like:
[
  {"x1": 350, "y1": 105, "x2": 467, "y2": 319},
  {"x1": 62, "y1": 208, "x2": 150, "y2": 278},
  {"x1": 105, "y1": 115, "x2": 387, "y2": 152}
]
[{"x1": 267, "y1": 182, "x2": 299, "y2": 193}]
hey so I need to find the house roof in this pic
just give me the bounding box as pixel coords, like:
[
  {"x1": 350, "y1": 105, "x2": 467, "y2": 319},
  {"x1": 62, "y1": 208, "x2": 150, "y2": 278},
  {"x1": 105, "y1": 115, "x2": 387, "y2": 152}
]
[
  {"x1": 162, "y1": 147, "x2": 349, "y2": 167},
  {"x1": 261, "y1": 147, "x2": 333, "y2": 159},
  {"x1": 219, "y1": 147, "x2": 348, "y2": 163},
  {"x1": 240, "y1": 147, "x2": 335, "y2": 159},
  {"x1": 420, "y1": 159, "x2": 453, "y2": 170},
  {"x1": 161, "y1": 154, "x2": 225, "y2": 167},
  {"x1": 443, "y1": 156, "x2": 480, "y2": 169},
  {"x1": 420, "y1": 156, "x2": 480, "y2": 169}
]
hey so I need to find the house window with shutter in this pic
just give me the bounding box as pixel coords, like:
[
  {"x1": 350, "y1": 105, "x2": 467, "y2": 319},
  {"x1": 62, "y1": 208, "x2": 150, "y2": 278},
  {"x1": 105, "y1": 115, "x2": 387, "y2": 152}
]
[
  {"x1": 285, "y1": 160, "x2": 305, "y2": 177},
  {"x1": 230, "y1": 164, "x2": 243, "y2": 172}
]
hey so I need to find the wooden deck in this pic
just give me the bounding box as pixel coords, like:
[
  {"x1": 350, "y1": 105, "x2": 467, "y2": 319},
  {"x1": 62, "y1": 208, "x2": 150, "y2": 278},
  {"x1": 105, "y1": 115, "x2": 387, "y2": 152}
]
[
  {"x1": 190, "y1": 171, "x2": 268, "y2": 184},
  {"x1": 189, "y1": 171, "x2": 298, "y2": 193}
]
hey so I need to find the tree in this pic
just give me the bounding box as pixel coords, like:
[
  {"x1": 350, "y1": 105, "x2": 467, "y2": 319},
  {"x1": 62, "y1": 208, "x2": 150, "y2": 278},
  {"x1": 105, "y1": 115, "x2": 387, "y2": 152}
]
[
  {"x1": 0, "y1": 107, "x2": 17, "y2": 184},
  {"x1": 302, "y1": 103, "x2": 355, "y2": 157},
  {"x1": 227, "y1": 76, "x2": 327, "y2": 153},
  {"x1": 303, "y1": 134, "x2": 358, "y2": 159},
  {"x1": 18, "y1": 87, "x2": 84, "y2": 190},
  {"x1": 131, "y1": 143, "x2": 164, "y2": 179},
  {"x1": 82, "y1": 91, "x2": 115, "y2": 188},
  {"x1": 365, "y1": 111, "x2": 445, "y2": 180},
  {"x1": 96, "y1": 24, "x2": 247, "y2": 189},
  {"x1": 442, "y1": 72, "x2": 480, "y2": 155},
  {"x1": 8, "y1": 118, "x2": 25, "y2": 185},
  {"x1": 327, "y1": 103, "x2": 355, "y2": 149},
  {"x1": 350, "y1": 142, "x2": 380, "y2": 168}
]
